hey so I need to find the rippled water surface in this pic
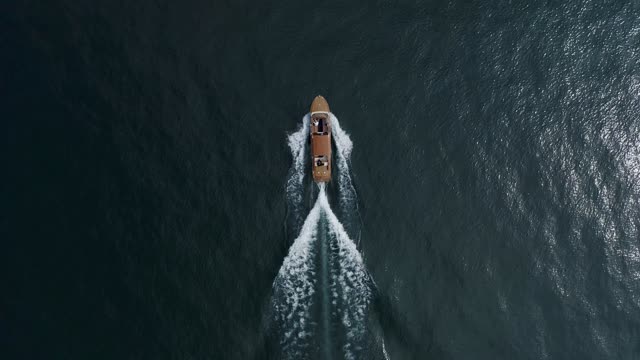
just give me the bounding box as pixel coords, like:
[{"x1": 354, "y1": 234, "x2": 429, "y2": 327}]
[{"x1": 5, "y1": 0, "x2": 640, "y2": 359}]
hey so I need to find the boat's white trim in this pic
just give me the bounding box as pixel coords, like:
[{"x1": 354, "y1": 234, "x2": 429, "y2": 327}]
[{"x1": 311, "y1": 111, "x2": 330, "y2": 115}]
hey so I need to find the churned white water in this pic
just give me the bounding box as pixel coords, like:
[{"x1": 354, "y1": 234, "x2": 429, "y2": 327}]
[
  {"x1": 271, "y1": 112, "x2": 386, "y2": 360},
  {"x1": 330, "y1": 114, "x2": 361, "y2": 242},
  {"x1": 271, "y1": 185, "x2": 322, "y2": 358}
]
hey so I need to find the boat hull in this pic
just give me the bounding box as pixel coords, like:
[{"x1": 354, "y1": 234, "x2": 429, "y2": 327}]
[{"x1": 310, "y1": 96, "x2": 331, "y2": 182}]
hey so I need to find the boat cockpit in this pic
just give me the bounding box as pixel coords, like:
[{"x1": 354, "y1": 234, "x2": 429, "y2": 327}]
[
  {"x1": 314, "y1": 155, "x2": 329, "y2": 168},
  {"x1": 312, "y1": 116, "x2": 329, "y2": 135}
]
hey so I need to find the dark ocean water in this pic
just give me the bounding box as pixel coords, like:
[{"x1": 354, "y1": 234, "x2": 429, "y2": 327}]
[{"x1": 4, "y1": 0, "x2": 640, "y2": 359}]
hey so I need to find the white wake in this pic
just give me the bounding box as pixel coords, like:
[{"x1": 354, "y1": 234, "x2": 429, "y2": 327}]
[
  {"x1": 271, "y1": 187, "x2": 322, "y2": 358},
  {"x1": 271, "y1": 112, "x2": 387, "y2": 360},
  {"x1": 330, "y1": 113, "x2": 363, "y2": 243},
  {"x1": 284, "y1": 114, "x2": 311, "y2": 236}
]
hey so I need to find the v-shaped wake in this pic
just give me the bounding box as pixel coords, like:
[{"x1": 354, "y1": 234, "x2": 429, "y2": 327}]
[{"x1": 270, "y1": 113, "x2": 387, "y2": 360}]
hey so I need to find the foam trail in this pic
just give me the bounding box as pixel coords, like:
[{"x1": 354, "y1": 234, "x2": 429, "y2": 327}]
[
  {"x1": 382, "y1": 340, "x2": 390, "y2": 360},
  {"x1": 271, "y1": 113, "x2": 387, "y2": 359},
  {"x1": 330, "y1": 113, "x2": 362, "y2": 243},
  {"x1": 271, "y1": 191, "x2": 322, "y2": 358},
  {"x1": 285, "y1": 114, "x2": 311, "y2": 238},
  {"x1": 319, "y1": 189, "x2": 372, "y2": 359},
  {"x1": 318, "y1": 185, "x2": 333, "y2": 359}
]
